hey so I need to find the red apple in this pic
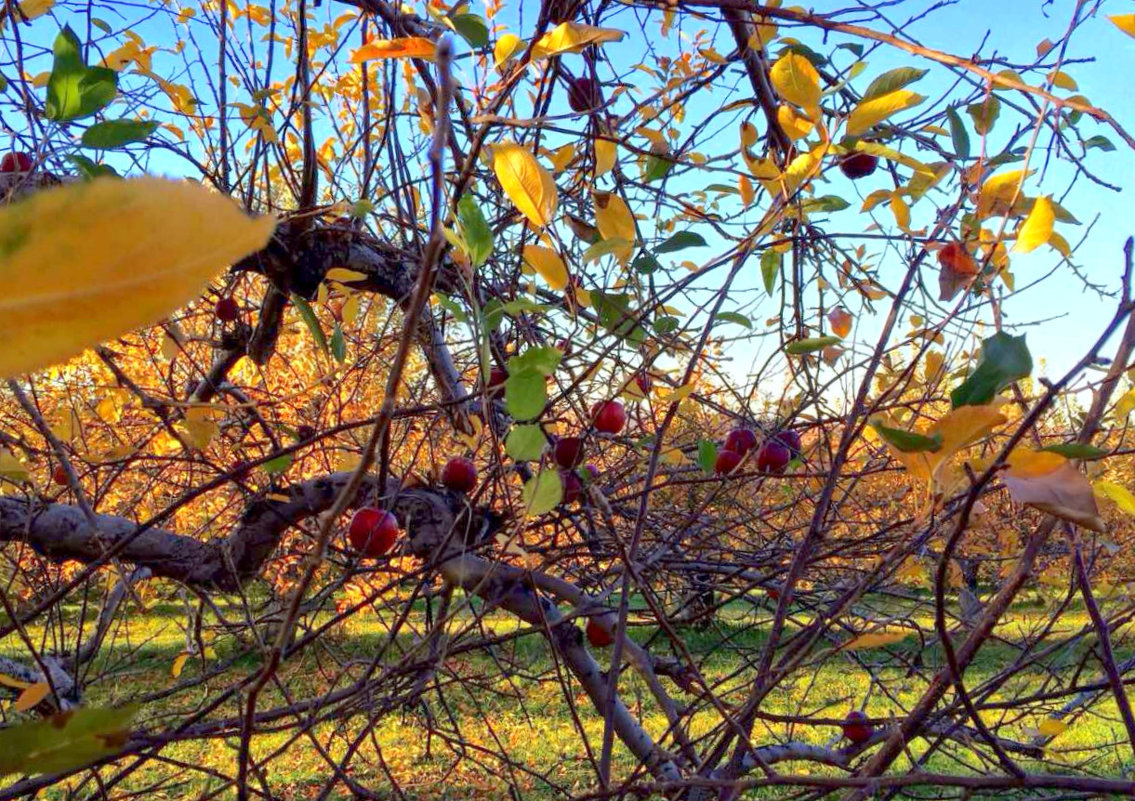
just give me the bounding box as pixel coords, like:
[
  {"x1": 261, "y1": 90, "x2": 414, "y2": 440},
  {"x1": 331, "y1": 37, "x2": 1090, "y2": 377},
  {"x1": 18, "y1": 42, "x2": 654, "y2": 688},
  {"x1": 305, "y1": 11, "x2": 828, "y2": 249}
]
[
  {"x1": 724, "y1": 428, "x2": 757, "y2": 456},
  {"x1": 441, "y1": 456, "x2": 478, "y2": 493},
  {"x1": 585, "y1": 615, "x2": 614, "y2": 647},
  {"x1": 839, "y1": 152, "x2": 878, "y2": 180},
  {"x1": 767, "y1": 588, "x2": 781, "y2": 602},
  {"x1": 841, "y1": 710, "x2": 874, "y2": 744},
  {"x1": 52, "y1": 465, "x2": 69, "y2": 486},
  {"x1": 715, "y1": 449, "x2": 743, "y2": 475},
  {"x1": 757, "y1": 440, "x2": 791, "y2": 475},
  {"x1": 772, "y1": 429, "x2": 802, "y2": 458},
  {"x1": 561, "y1": 469, "x2": 584, "y2": 505},
  {"x1": 215, "y1": 296, "x2": 240, "y2": 322},
  {"x1": 348, "y1": 508, "x2": 400, "y2": 558},
  {"x1": 296, "y1": 424, "x2": 316, "y2": 441},
  {"x1": 487, "y1": 366, "x2": 508, "y2": 394},
  {"x1": 553, "y1": 436, "x2": 584, "y2": 469},
  {"x1": 634, "y1": 372, "x2": 653, "y2": 395},
  {"x1": 591, "y1": 400, "x2": 626, "y2": 434},
  {"x1": 568, "y1": 76, "x2": 601, "y2": 113},
  {"x1": 0, "y1": 152, "x2": 33, "y2": 173}
]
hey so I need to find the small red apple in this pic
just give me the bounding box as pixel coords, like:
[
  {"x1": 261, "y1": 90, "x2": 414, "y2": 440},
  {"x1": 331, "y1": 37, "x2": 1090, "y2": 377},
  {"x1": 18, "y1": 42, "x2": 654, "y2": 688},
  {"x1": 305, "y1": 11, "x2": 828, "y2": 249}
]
[
  {"x1": 0, "y1": 152, "x2": 33, "y2": 173},
  {"x1": 757, "y1": 440, "x2": 791, "y2": 475},
  {"x1": 553, "y1": 436, "x2": 584, "y2": 469},
  {"x1": 561, "y1": 469, "x2": 584, "y2": 505},
  {"x1": 841, "y1": 710, "x2": 874, "y2": 744},
  {"x1": 767, "y1": 588, "x2": 781, "y2": 602},
  {"x1": 441, "y1": 456, "x2": 478, "y2": 493},
  {"x1": 715, "y1": 449, "x2": 743, "y2": 475},
  {"x1": 585, "y1": 615, "x2": 614, "y2": 647},
  {"x1": 724, "y1": 428, "x2": 757, "y2": 456},
  {"x1": 487, "y1": 366, "x2": 508, "y2": 394},
  {"x1": 215, "y1": 296, "x2": 240, "y2": 322},
  {"x1": 772, "y1": 429, "x2": 802, "y2": 458},
  {"x1": 296, "y1": 424, "x2": 316, "y2": 441},
  {"x1": 567, "y1": 76, "x2": 601, "y2": 113},
  {"x1": 591, "y1": 400, "x2": 626, "y2": 434},
  {"x1": 51, "y1": 465, "x2": 69, "y2": 486},
  {"x1": 634, "y1": 372, "x2": 653, "y2": 395},
  {"x1": 839, "y1": 152, "x2": 878, "y2": 180},
  {"x1": 348, "y1": 508, "x2": 400, "y2": 557}
]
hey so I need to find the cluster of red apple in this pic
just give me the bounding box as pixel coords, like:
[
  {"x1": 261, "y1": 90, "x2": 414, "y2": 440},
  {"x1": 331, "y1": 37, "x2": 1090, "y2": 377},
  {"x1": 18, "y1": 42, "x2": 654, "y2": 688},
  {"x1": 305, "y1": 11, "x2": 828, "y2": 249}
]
[
  {"x1": 0, "y1": 151, "x2": 32, "y2": 173},
  {"x1": 714, "y1": 427, "x2": 801, "y2": 476}
]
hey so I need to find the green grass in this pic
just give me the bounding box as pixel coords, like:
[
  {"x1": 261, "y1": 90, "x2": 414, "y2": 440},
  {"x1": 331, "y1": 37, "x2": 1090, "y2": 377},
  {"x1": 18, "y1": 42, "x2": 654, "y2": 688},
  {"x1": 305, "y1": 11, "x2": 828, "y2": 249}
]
[{"x1": 3, "y1": 592, "x2": 1133, "y2": 799}]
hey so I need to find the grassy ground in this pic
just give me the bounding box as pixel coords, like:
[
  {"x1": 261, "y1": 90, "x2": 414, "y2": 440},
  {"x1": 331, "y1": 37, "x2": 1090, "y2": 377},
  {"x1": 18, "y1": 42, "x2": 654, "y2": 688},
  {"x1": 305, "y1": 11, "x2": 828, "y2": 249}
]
[{"x1": 3, "y1": 591, "x2": 1132, "y2": 799}]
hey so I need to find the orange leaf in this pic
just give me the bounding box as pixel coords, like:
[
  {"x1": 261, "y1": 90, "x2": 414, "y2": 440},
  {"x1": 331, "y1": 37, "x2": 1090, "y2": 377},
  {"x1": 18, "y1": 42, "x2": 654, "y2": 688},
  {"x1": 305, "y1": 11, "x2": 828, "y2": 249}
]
[
  {"x1": 349, "y1": 37, "x2": 436, "y2": 63},
  {"x1": 15, "y1": 682, "x2": 50, "y2": 712}
]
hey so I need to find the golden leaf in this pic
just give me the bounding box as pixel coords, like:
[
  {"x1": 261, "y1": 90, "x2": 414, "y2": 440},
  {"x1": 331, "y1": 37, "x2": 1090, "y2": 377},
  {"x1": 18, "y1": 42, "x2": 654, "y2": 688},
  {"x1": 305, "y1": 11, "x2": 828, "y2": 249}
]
[
  {"x1": 847, "y1": 90, "x2": 925, "y2": 136},
  {"x1": 14, "y1": 682, "x2": 50, "y2": 712},
  {"x1": 0, "y1": 673, "x2": 31, "y2": 690},
  {"x1": 1038, "y1": 717, "x2": 1069, "y2": 737},
  {"x1": 522, "y1": 245, "x2": 568, "y2": 291},
  {"x1": 0, "y1": 178, "x2": 275, "y2": 380},
  {"x1": 594, "y1": 138, "x2": 616, "y2": 178},
  {"x1": 1013, "y1": 195, "x2": 1054, "y2": 253},
  {"x1": 770, "y1": 53, "x2": 820, "y2": 110},
  {"x1": 492, "y1": 143, "x2": 558, "y2": 227},
  {"x1": 325, "y1": 268, "x2": 369, "y2": 283},
  {"x1": 171, "y1": 652, "x2": 189, "y2": 678},
  {"x1": 1003, "y1": 453, "x2": 1104, "y2": 532},
  {"x1": 493, "y1": 33, "x2": 522, "y2": 68},
  {"x1": 977, "y1": 169, "x2": 1033, "y2": 217},
  {"x1": 660, "y1": 383, "x2": 696, "y2": 403},
  {"x1": 532, "y1": 22, "x2": 625, "y2": 59},
  {"x1": 843, "y1": 629, "x2": 909, "y2": 650},
  {"x1": 1109, "y1": 14, "x2": 1135, "y2": 38},
  {"x1": 776, "y1": 104, "x2": 814, "y2": 140},
  {"x1": 739, "y1": 174, "x2": 755, "y2": 207},
  {"x1": 828, "y1": 308, "x2": 852, "y2": 338},
  {"x1": 349, "y1": 37, "x2": 436, "y2": 63},
  {"x1": 1094, "y1": 480, "x2": 1135, "y2": 516},
  {"x1": 592, "y1": 190, "x2": 635, "y2": 265}
]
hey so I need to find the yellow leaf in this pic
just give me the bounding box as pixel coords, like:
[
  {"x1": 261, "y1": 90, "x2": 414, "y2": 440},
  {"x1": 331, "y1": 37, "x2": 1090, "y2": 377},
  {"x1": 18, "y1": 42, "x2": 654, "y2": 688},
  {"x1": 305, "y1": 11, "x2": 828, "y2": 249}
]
[
  {"x1": 325, "y1": 268, "x2": 368, "y2": 283},
  {"x1": 2, "y1": 0, "x2": 52, "y2": 28},
  {"x1": 0, "y1": 673, "x2": 31, "y2": 690},
  {"x1": 739, "y1": 121, "x2": 759, "y2": 148},
  {"x1": 660, "y1": 447, "x2": 685, "y2": 466},
  {"x1": 1094, "y1": 480, "x2": 1135, "y2": 516},
  {"x1": 1013, "y1": 195, "x2": 1054, "y2": 253},
  {"x1": 349, "y1": 37, "x2": 436, "y2": 63},
  {"x1": 776, "y1": 104, "x2": 814, "y2": 141},
  {"x1": 492, "y1": 143, "x2": 558, "y2": 228},
  {"x1": 171, "y1": 652, "x2": 189, "y2": 678},
  {"x1": 0, "y1": 448, "x2": 28, "y2": 482},
  {"x1": 494, "y1": 33, "x2": 522, "y2": 67},
  {"x1": 183, "y1": 406, "x2": 218, "y2": 451},
  {"x1": 886, "y1": 404, "x2": 1007, "y2": 485},
  {"x1": 592, "y1": 190, "x2": 635, "y2": 265},
  {"x1": 738, "y1": 174, "x2": 755, "y2": 207},
  {"x1": 1038, "y1": 717, "x2": 1068, "y2": 737},
  {"x1": 847, "y1": 90, "x2": 925, "y2": 136},
  {"x1": 1109, "y1": 14, "x2": 1135, "y2": 38},
  {"x1": 14, "y1": 682, "x2": 50, "y2": 712},
  {"x1": 844, "y1": 629, "x2": 909, "y2": 650},
  {"x1": 594, "y1": 138, "x2": 616, "y2": 178},
  {"x1": 1004, "y1": 455, "x2": 1104, "y2": 532},
  {"x1": 1048, "y1": 70, "x2": 1077, "y2": 90},
  {"x1": 522, "y1": 245, "x2": 568, "y2": 291},
  {"x1": 532, "y1": 22, "x2": 624, "y2": 59},
  {"x1": 549, "y1": 143, "x2": 576, "y2": 173},
  {"x1": 890, "y1": 194, "x2": 911, "y2": 231},
  {"x1": 0, "y1": 178, "x2": 275, "y2": 380},
  {"x1": 661, "y1": 383, "x2": 696, "y2": 403},
  {"x1": 770, "y1": 53, "x2": 820, "y2": 110},
  {"x1": 977, "y1": 169, "x2": 1033, "y2": 218}
]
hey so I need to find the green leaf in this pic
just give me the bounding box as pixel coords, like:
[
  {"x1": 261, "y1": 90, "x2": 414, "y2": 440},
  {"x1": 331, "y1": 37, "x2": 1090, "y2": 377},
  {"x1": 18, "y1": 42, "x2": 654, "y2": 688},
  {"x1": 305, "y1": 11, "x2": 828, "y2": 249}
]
[
  {"x1": 632, "y1": 253, "x2": 660, "y2": 274},
  {"x1": 786, "y1": 336, "x2": 840, "y2": 355},
  {"x1": 65, "y1": 154, "x2": 118, "y2": 179},
  {"x1": 80, "y1": 119, "x2": 157, "y2": 149},
  {"x1": 0, "y1": 705, "x2": 137, "y2": 777},
  {"x1": 1084, "y1": 135, "x2": 1116, "y2": 152},
  {"x1": 433, "y1": 293, "x2": 469, "y2": 324},
  {"x1": 697, "y1": 439, "x2": 717, "y2": 475},
  {"x1": 656, "y1": 231, "x2": 707, "y2": 254},
  {"x1": 654, "y1": 316, "x2": 679, "y2": 335},
  {"x1": 862, "y1": 67, "x2": 928, "y2": 101},
  {"x1": 945, "y1": 105, "x2": 970, "y2": 160},
  {"x1": 642, "y1": 154, "x2": 674, "y2": 183},
  {"x1": 760, "y1": 250, "x2": 780, "y2": 296},
  {"x1": 870, "y1": 420, "x2": 943, "y2": 453},
  {"x1": 457, "y1": 195, "x2": 493, "y2": 267},
  {"x1": 330, "y1": 322, "x2": 346, "y2": 363},
  {"x1": 950, "y1": 332, "x2": 1032, "y2": 408},
  {"x1": 0, "y1": 74, "x2": 8, "y2": 92},
  {"x1": 507, "y1": 345, "x2": 561, "y2": 377},
  {"x1": 593, "y1": 291, "x2": 646, "y2": 346},
  {"x1": 801, "y1": 195, "x2": 849, "y2": 213},
  {"x1": 505, "y1": 424, "x2": 547, "y2": 461},
  {"x1": 45, "y1": 27, "x2": 118, "y2": 122},
  {"x1": 582, "y1": 237, "x2": 631, "y2": 264},
  {"x1": 1040, "y1": 443, "x2": 1108, "y2": 460},
  {"x1": 715, "y1": 311, "x2": 751, "y2": 328},
  {"x1": 262, "y1": 452, "x2": 294, "y2": 475},
  {"x1": 451, "y1": 13, "x2": 489, "y2": 48},
  {"x1": 291, "y1": 295, "x2": 328, "y2": 355},
  {"x1": 967, "y1": 95, "x2": 1001, "y2": 136},
  {"x1": 505, "y1": 371, "x2": 546, "y2": 421},
  {"x1": 521, "y1": 470, "x2": 562, "y2": 516},
  {"x1": 502, "y1": 298, "x2": 550, "y2": 317},
  {"x1": 92, "y1": 18, "x2": 113, "y2": 33}
]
